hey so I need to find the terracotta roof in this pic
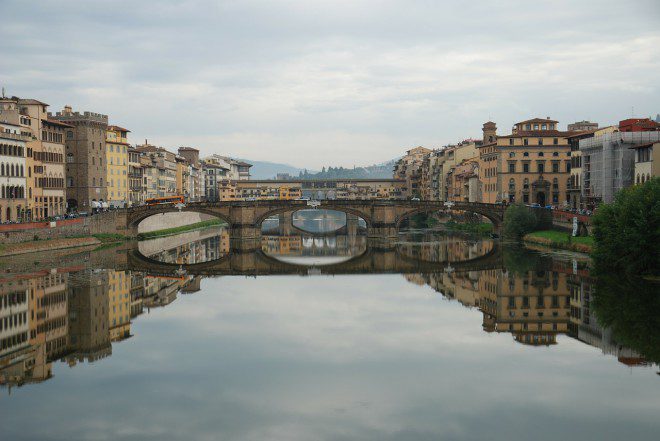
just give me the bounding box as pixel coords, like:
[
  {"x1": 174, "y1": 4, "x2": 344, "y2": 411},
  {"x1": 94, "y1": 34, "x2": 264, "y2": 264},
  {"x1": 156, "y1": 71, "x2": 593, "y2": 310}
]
[
  {"x1": 43, "y1": 118, "x2": 73, "y2": 128},
  {"x1": 108, "y1": 125, "x2": 130, "y2": 132},
  {"x1": 17, "y1": 98, "x2": 49, "y2": 106},
  {"x1": 516, "y1": 117, "x2": 559, "y2": 125},
  {"x1": 628, "y1": 141, "x2": 658, "y2": 149},
  {"x1": 565, "y1": 129, "x2": 598, "y2": 139}
]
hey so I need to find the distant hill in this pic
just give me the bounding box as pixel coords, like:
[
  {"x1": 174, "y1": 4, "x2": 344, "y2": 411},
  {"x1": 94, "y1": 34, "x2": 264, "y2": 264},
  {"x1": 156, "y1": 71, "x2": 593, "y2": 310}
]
[
  {"x1": 241, "y1": 158, "x2": 398, "y2": 180},
  {"x1": 239, "y1": 159, "x2": 313, "y2": 180},
  {"x1": 296, "y1": 159, "x2": 397, "y2": 180}
]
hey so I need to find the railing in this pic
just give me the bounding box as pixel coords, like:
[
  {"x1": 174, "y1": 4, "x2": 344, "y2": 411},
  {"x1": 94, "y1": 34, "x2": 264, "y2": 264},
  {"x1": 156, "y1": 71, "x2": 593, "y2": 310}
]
[{"x1": 553, "y1": 210, "x2": 591, "y2": 223}]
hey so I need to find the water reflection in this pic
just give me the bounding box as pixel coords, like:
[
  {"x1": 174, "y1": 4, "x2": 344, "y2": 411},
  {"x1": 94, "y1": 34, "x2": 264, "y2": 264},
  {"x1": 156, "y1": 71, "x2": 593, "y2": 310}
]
[
  {"x1": 138, "y1": 226, "x2": 230, "y2": 264},
  {"x1": 1, "y1": 232, "x2": 658, "y2": 440},
  {"x1": 262, "y1": 233, "x2": 367, "y2": 266}
]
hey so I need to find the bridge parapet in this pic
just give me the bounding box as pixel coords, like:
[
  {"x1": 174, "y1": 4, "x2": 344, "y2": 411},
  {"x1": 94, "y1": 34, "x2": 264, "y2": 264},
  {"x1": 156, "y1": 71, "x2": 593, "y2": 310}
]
[{"x1": 120, "y1": 199, "x2": 506, "y2": 240}]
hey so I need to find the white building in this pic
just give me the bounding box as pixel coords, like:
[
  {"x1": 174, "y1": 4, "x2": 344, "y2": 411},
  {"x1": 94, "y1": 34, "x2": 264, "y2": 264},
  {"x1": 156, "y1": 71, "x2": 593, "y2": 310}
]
[{"x1": 0, "y1": 122, "x2": 28, "y2": 222}]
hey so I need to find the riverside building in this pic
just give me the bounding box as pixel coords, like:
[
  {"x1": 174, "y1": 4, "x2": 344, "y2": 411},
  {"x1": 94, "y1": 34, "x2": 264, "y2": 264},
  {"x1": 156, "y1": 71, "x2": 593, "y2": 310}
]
[
  {"x1": 50, "y1": 106, "x2": 109, "y2": 212},
  {"x1": 105, "y1": 126, "x2": 130, "y2": 208},
  {"x1": 0, "y1": 122, "x2": 28, "y2": 222},
  {"x1": 477, "y1": 118, "x2": 574, "y2": 206}
]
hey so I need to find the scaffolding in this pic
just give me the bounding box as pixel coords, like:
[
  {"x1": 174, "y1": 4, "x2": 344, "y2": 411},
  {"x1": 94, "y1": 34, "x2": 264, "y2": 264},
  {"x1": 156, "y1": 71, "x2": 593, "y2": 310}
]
[{"x1": 579, "y1": 132, "x2": 660, "y2": 205}]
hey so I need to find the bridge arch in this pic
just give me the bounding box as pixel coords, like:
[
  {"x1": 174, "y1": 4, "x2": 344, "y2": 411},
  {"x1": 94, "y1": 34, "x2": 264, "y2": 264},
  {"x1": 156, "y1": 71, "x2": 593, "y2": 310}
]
[
  {"x1": 253, "y1": 205, "x2": 372, "y2": 230},
  {"x1": 126, "y1": 206, "x2": 231, "y2": 232},
  {"x1": 394, "y1": 205, "x2": 502, "y2": 231}
]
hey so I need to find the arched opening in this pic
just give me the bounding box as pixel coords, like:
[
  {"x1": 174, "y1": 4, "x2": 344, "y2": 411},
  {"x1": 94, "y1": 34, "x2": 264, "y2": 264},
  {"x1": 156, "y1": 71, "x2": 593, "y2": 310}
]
[
  {"x1": 536, "y1": 192, "x2": 546, "y2": 206},
  {"x1": 397, "y1": 207, "x2": 498, "y2": 235},
  {"x1": 261, "y1": 209, "x2": 367, "y2": 235},
  {"x1": 260, "y1": 208, "x2": 368, "y2": 266},
  {"x1": 135, "y1": 210, "x2": 230, "y2": 265}
]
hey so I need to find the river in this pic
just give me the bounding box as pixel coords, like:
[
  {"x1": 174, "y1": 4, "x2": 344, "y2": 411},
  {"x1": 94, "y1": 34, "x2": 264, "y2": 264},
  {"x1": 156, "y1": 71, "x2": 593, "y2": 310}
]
[{"x1": 0, "y1": 211, "x2": 658, "y2": 441}]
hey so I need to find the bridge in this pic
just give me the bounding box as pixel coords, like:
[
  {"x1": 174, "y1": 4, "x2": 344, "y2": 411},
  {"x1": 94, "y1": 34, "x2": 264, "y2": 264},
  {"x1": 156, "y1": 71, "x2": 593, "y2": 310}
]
[
  {"x1": 106, "y1": 200, "x2": 506, "y2": 249},
  {"x1": 125, "y1": 240, "x2": 503, "y2": 278}
]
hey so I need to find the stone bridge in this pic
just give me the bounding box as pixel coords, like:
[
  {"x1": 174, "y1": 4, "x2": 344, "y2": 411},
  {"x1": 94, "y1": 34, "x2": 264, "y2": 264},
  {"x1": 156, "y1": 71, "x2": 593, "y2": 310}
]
[
  {"x1": 110, "y1": 200, "x2": 505, "y2": 248},
  {"x1": 125, "y1": 240, "x2": 502, "y2": 278}
]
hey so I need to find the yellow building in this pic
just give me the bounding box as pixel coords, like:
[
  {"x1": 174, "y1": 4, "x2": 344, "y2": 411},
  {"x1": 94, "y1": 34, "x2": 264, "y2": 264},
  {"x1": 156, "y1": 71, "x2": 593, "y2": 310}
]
[
  {"x1": 478, "y1": 118, "x2": 574, "y2": 206},
  {"x1": 175, "y1": 157, "x2": 190, "y2": 200},
  {"x1": 631, "y1": 141, "x2": 658, "y2": 185},
  {"x1": 108, "y1": 270, "x2": 131, "y2": 342},
  {"x1": 105, "y1": 126, "x2": 130, "y2": 208}
]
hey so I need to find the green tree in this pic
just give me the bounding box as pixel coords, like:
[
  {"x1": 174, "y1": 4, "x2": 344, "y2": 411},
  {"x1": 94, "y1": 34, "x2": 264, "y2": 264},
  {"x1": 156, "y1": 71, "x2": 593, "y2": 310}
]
[
  {"x1": 502, "y1": 204, "x2": 537, "y2": 240},
  {"x1": 592, "y1": 177, "x2": 659, "y2": 277},
  {"x1": 592, "y1": 273, "x2": 660, "y2": 365}
]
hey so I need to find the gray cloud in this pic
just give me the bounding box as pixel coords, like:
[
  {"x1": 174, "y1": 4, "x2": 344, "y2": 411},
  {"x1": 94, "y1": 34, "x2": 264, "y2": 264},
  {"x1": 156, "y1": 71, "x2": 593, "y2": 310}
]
[{"x1": 1, "y1": 0, "x2": 659, "y2": 168}]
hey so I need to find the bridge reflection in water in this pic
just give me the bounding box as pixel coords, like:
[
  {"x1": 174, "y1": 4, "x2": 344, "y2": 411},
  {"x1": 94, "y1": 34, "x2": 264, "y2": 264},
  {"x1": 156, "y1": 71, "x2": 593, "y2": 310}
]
[
  {"x1": 130, "y1": 225, "x2": 502, "y2": 277},
  {"x1": 1, "y1": 228, "x2": 654, "y2": 392}
]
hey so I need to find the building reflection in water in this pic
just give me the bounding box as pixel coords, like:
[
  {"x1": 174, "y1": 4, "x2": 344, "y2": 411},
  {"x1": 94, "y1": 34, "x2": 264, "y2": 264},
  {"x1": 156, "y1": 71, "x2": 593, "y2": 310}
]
[
  {"x1": 0, "y1": 233, "x2": 655, "y2": 392},
  {"x1": 139, "y1": 227, "x2": 230, "y2": 265},
  {"x1": 0, "y1": 268, "x2": 202, "y2": 391}
]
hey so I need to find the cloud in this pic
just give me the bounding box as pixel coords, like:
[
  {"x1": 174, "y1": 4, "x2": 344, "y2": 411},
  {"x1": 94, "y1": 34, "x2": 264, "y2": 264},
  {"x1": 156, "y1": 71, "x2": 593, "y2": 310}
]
[{"x1": 1, "y1": 0, "x2": 658, "y2": 168}]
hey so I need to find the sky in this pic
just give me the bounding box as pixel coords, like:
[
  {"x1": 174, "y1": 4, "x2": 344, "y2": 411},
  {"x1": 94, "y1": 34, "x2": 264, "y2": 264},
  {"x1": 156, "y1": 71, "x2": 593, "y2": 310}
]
[{"x1": 1, "y1": 0, "x2": 659, "y2": 169}]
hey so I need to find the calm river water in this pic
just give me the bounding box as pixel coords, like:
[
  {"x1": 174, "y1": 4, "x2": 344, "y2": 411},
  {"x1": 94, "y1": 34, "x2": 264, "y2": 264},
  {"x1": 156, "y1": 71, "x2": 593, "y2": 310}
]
[{"x1": 1, "y1": 213, "x2": 658, "y2": 441}]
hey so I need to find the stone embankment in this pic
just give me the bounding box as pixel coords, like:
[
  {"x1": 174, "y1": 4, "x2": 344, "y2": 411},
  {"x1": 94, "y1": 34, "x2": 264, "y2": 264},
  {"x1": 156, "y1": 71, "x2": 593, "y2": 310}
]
[
  {"x1": 0, "y1": 237, "x2": 101, "y2": 257},
  {"x1": 0, "y1": 211, "x2": 214, "y2": 244}
]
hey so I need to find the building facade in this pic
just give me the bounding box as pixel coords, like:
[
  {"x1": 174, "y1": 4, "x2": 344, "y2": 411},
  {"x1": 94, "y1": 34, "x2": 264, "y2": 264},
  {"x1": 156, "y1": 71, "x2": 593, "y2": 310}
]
[
  {"x1": 50, "y1": 106, "x2": 109, "y2": 212},
  {"x1": 478, "y1": 118, "x2": 573, "y2": 206},
  {"x1": 0, "y1": 97, "x2": 66, "y2": 220},
  {"x1": 0, "y1": 122, "x2": 28, "y2": 222},
  {"x1": 105, "y1": 126, "x2": 130, "y2": 208},
  {"x1": 630, "y1": 142, "x2": 658, "y2": 185},
  {"x1": 127, "y1": 147, "x2": 144, "y2": 206}
]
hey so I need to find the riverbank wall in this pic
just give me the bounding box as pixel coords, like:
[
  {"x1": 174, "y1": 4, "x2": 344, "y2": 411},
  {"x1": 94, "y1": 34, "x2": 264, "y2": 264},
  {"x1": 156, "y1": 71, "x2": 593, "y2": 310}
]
[{"x1": 0, "y1": 211, "x2": 216, "y2": 244}]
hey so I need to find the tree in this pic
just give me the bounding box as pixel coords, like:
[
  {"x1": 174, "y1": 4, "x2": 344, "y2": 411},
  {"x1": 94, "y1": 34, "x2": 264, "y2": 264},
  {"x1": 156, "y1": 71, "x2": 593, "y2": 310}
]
[
  {"x1": 591, "y1": 177, "x2": 659, "y2": 277},
  {"x1": 502, "y1": 204, "x2": 537, "y2": 240},
  {"x1": 590, "y1": 178, "x2": 660, "y2": 365},
  {"x1": 592, "y1": 273, "x2": 660, "y2": 365}
]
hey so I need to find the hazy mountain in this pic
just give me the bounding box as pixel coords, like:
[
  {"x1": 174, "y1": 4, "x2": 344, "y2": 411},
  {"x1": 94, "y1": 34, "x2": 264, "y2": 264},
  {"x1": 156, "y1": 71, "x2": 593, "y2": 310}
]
[
  {"x1": 241, "y1": 158, "x2": 398, "y2": 180},
  {"x1": 239, "y1": 159, "x2": 314, "y2": 180},
  {"x1": 296, "y1": 159, "x2": 398, "y2": 180}
]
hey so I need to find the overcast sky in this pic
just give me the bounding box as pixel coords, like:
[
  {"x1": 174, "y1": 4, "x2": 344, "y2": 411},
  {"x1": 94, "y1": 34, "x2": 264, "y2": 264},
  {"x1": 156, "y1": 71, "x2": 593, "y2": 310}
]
[{"x1": 1, "y1": 0, "x2": 659, "y2": 168}]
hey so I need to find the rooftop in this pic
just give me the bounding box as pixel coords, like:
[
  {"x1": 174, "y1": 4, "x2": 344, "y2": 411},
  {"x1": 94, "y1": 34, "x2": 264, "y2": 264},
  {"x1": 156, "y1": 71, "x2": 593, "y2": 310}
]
[{"x1": 516, "y1": 117, "x2": 558, "y2": 125}]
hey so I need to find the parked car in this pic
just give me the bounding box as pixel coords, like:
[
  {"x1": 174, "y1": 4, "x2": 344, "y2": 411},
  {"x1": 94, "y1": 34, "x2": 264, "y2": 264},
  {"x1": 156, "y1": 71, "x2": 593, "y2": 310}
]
[{"x1": 411, "y1": 197, "x2": 420, "y2": 201}]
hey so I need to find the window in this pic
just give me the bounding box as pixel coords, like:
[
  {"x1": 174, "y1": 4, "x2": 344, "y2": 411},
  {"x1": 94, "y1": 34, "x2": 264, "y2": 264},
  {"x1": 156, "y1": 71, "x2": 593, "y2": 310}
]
[
  {"x1": 538, "y1": 163, "x2": 545, "y2": 173},
  {"x1": 523, "y1": 152, "x2": 529, "y2": 157},
  {"x1": 523, "y1": 163, "x2": 529, "y2": 173},
  {"x1": 552, "y1": 151, "x2": 558, "y2": 157},
  {"x1": 552, "y1": 163, "x2": 559, "y2": 173},
  {"x1": 553, "y1": 138, "x2": 558, "y2": 145},
  {"x1": 67, "y1": 131, "x2": 73, "y2": 139},
  {"x1": 509, "y1": 138, "x2": 514, "y2": 145},
  {"x1": 538, "y1": 152, "x2": 544, "y2": 157},
  {"x1": 538, "y1": 138, "x2": 543, "y2": 145},
  {"x1": 509, "y1": 162, "x2": 515, "y2": 173},
  {"x1": 524, "y1": 139, "x2": 529, "y2": 146},
  {"x1": 542, "y1": 124, "x2": 547, "y2": 130}
]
